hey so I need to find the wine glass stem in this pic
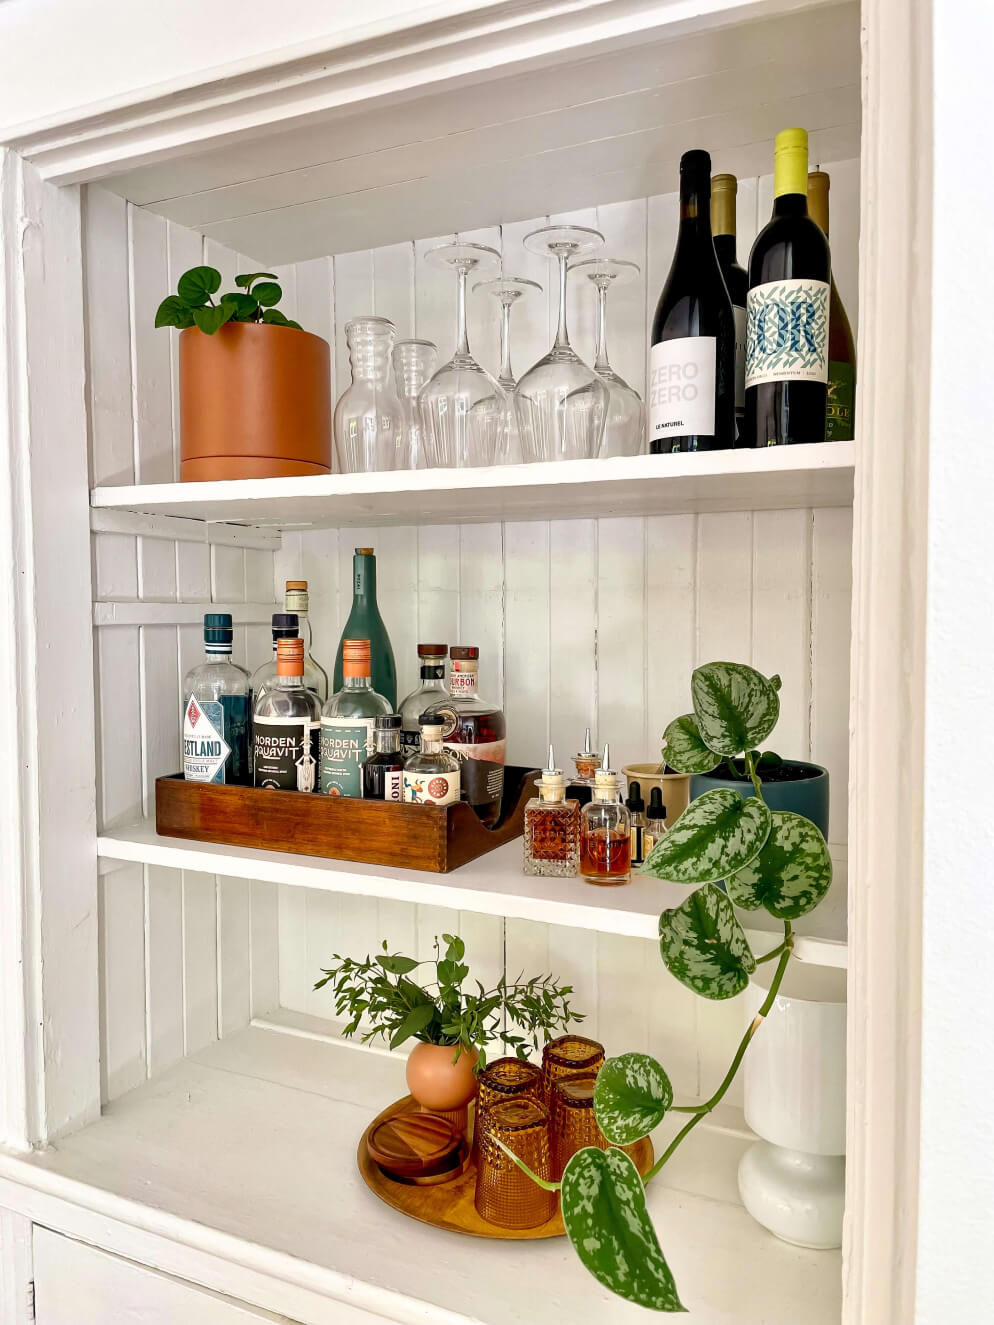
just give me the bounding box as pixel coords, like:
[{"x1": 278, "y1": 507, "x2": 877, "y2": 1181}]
[
  {"x1": 500, "y1": 300, "x2": 514, "y2": 383},
  {"x1": 553, "y1": 252, "x2": 570, "y2": 351},
  {"x1": 594, "y1": 283, "x2": 610, "y2": 373},
  {"x1": 455, "y1": 266, "x2": 470, "y2": 358}
]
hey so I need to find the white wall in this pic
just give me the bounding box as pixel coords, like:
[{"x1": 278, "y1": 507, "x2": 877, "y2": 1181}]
[{"x1": 916, "y1": 0, "x2": 994, "y2": 1316}]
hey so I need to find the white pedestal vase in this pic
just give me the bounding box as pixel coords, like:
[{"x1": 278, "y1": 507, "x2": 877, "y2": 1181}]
[{"x1": 738, "y1": 963, "x2": 847, "y2": 1249}]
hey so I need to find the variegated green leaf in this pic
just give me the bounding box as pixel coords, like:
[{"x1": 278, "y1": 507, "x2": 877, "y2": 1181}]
[
  {"x1": 726, "y1": 810, "x2": 833, "y2": 919},
  {"x1": 641, "y1": 789, "x2": 771, "y2": 885},
  {"x1": 661, "y1": 714, "x2": 722, "y2": 775},
  {"x1": 691, "y1": 661, "x2": 780, "y2": 756},
  {"x1": 594, "y1": 1054, "x2": 673, "y2": 1145},
  {"x1": 561, "y1": 1147, "x2": 684, "y2": 1312},
  {"x1": 658, "y1": 883, "x2": 756, "y2": 1000}
]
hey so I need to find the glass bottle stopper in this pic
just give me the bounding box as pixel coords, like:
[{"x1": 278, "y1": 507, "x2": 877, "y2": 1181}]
[{"x1": 539, "y1": 745, "x2": 566, "y2": 801}]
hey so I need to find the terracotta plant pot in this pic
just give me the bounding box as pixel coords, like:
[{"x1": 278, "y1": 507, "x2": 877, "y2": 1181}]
[
  {"x1": 621, "y1": 764, "x2": 690, "y2": 828},
  {"x1": 405, "y1": 1042, "x2": 479, "y2": 1113},
  {"x1": 179, "y1": 321, "x2": 331, "y2": 481}
]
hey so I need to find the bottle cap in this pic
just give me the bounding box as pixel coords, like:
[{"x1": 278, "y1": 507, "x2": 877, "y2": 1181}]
[
  {"x1": 285, "y1": 582, "x2": 309, "y2": 613},
  {"x1": 272, "y1": 612, "x2": 299, "y2": 637},
  {"x1": 539, "y1": 744, "x2": 566, "y2": 799},
  {"x1": 711, "y1": 172, "x2": 737, "y2": 194},
  {"x1": 375, "y1": 713, "x2": 402, "y2": 729},
  {"x1": 418, "y1": 714, "x2": 445, "y2": 738},
  {"x1": 203, "y1": 613, "x2": 233, "y2": 649},
  {"x1": 626, "y1": 780, "x2": 645, "y2": 814},
  {"x1": 276, "y1": 636, "x2": 305, "y2": 677},
  {"x1": 680, "y1": 148, "x2": 711, "y2": 177},
  {"x1": 773, "y1": 127, "x2": 809, "y2": 199},
  {"x1": 356, "y1": 547, "x2": 374, "y2": 555},
  {"x1": 593, "y1": 743, "x2": 619, "y2": 794},
  {"x1": 648, "y1": 786, "x2": 666, "y2": 817},
  {"x1": 285, "y1": 581, "x2": 307, "y2": 592},
  {"x1": 417, "y1": 643, "x2": 448, "y2": 658},
  {"x1": 450, "y1": 646, "x2": 479, "y2": 661},
  {"x1": 342, "y1": 638, "x2": 372, "y2": 679}
]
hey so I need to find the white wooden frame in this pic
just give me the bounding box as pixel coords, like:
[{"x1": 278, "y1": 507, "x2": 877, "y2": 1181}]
[{"x1": 0, "y1": 0, "x2": 942, "y2": 1319}]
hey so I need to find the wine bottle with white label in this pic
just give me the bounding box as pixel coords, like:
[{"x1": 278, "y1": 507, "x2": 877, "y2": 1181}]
[
  {"x1": 649, "y1": 149, "x2": 735, "y2": 453},
  {"x1": 711, "y1": 173, "x2": 748, "y2": 442},
  {"x1": 745, "y1": 128, "x2": 830, "y2": 446}
]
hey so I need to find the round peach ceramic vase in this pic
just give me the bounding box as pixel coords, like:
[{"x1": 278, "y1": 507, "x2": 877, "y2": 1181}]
[
  {"x1": 179, "y1": 321, "x2": 331, "y2": 481},
  {"x1": 405, "y1": 1042, "x2": 479, "y2": 1113}
]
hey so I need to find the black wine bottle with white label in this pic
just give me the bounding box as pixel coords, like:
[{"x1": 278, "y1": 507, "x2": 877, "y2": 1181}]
[
  {"x1": 744, "y1": 128, "x2": 830, "y2": 446},
  {"x1": 649, "y1": 150, "x2": 735, "y2": 453}
]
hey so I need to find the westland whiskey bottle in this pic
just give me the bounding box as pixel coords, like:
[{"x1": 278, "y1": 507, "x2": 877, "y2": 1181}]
[
  {"x1": 428, "y1": 646, "x2": 506, "y2": 828},
  {"x1": 252, "y1": 638, "x2": 321, "y2": 792},
  {"x1": 319, "y1": 639, "x2": 391, "y2": 797},
  {"x1": 182, "y1": 613, "x2": 250, "y2": 785}
]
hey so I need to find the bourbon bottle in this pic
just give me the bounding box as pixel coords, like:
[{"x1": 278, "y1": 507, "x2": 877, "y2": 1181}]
[
  {"x1": 523, "y1": 747, "x2": 580, "y2": 877},
  {"x1": 428, "y1": 646, "x2": 506, "y2": 828}
]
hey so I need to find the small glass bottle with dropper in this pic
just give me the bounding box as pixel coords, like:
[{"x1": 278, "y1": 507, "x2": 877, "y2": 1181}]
[
  {"x1": 523, "y1": 746, "x2": 580, "y2": 878},
  {"x1": 579, "y1": 743, "x2": 632, "y2": 886},
  {"x1": 626, "y1": 780, "x2": 647, "y2": 867},
  {"x1": 643, "y1": 786, "x2": 668, "y2": 858}
]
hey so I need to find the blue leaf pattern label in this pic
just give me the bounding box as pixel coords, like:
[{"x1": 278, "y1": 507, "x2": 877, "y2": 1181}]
[{"x1": 745, "y1": 279, "x2": 829, "y2": 388}]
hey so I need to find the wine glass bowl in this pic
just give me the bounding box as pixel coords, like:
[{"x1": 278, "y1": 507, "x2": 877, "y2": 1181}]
[
  {"x1": 514, "y1": 225, "x2": 609, "y2": 463},
  {"x1": 418, "y1": 242, "x2": 508, "y2": 469},
  {"x1": 572, "y1": 257, "x2": 645, "y2": 458}
]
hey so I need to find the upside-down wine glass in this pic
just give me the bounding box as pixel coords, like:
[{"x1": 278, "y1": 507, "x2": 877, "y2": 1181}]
[
  {"x1": 514, "y1": 225, "x2": 609, "y2": 463},
  {"x1": 418, "y1": 242, "x2": 508, "y2": 468},
  {"x1": 573, "y1": 257, "x2": 645, "y2": 457},
  {"x1": 473, "y1": 274, "x2": 542, "y2": 464}
]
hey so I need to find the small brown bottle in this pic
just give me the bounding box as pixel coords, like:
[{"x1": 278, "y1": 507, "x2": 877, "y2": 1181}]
[{"x1": 523, "y1": 747, "x2": 580, "y2": 877}]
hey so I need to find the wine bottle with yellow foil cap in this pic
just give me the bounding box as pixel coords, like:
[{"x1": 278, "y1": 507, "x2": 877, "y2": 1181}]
[
  {"x1": 808, "y1": 170, "x2": 856, "y2": 441},
  {"x1": 744, "y1": 128, "x2": 830, "y2": 446},
  {"x1": 711, "y1": 173, "x2": 748, "y2": 441}
]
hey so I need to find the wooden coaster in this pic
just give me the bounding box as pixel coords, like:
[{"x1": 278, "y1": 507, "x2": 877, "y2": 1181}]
[{"x1": 367, "y1": 1112, "x2": 461, "y2": 1177}]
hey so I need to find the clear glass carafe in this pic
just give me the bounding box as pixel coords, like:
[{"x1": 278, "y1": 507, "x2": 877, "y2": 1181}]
[
  {"x1": 334, "y1": 317, "x2": 403, "y2": 473},
  {"x1": 392, "y1": 339, "x2": 437, "y2": 470}
]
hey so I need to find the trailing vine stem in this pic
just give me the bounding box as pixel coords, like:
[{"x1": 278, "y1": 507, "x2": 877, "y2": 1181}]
[{"x1": 744, "y1": 747, "x2": 764, "y2": 799}]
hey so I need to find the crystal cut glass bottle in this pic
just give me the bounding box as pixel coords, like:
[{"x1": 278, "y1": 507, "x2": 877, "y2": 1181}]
[
  {"x1": 393, "y1": 339, "x2": 437, "y2": 470},
  {"x1": 523, "y1": 746, "x2": 580, "y2": 877},
  {"x1": 334, "y1": 317, "x2": 403, "y2": 473}
]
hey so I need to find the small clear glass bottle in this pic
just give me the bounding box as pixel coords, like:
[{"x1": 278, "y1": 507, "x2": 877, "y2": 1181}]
[
  {"x1": 626, "y1": 780, "x2": 647, "y2": 867},
  {"x1": 182, "y1": 613, "x2": 250, "y2": 785},
  {"x1": 643, "y1": 786, "x2": 668, "y2": 857},
  {"x1": 319, "y1": 639, "x2": 392, "y2": 797},
  {"x1": 284, "y1": 580, "x2": 329, "y2": 701},
  {"x1": 334, "y1": 317, "x2": 404, "y2": 473},
  {"x1": 393, "y1": 339, "x2": 437, "y2": 470},
  {"x1": 250, "y1": 612, "x2": 300, "y2": 704},
  {"x1": 252, "y1": 638, "x2": 321, "y2": 793},
  {"x1": 523, "y1": 746, "x2": 580, "y2": 877},
  {"x1": 398, "y1": 643, "x2": 449, "y2": 758},
  {"x1": 403, "y1": 716, "x2": 461, "y2": 806},
  {"x1": 362, "y1": 713, "x2": 405, "y2": 802},
  {"x1": 579, "y1": 744, "x2": 632, "y2": 885}
]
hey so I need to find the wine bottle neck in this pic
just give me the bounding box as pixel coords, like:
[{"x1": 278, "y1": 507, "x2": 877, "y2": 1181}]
[
  {"x1": 772, "y1": 192, "x2": 809, "y2": 218},
  {"x1": 353, "y1": 556, "x2": 376, "y2": 602},
  {"x1": 678, "y1": 176, "x2": 714, "y2": 242},
  {"x1": 713, "y1": 234, "x2": 738, "y2": 267}
]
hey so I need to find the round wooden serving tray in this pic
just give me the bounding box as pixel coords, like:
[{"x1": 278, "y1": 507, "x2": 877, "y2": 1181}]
[{"x1": 357, "y1": 1094, "x2": 654, "y2": 1240}]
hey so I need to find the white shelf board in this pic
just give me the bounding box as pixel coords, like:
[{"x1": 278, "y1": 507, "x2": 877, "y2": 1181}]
[
  {"x1": 90, "y1": 444, "x2": 855, "y2": 531},
  {"x1": 3, "y1": 1026, "x2": 842, "y2": 1325},
  {"x1": 96, "y1": 823, "x2": 847, "y2": 967}
]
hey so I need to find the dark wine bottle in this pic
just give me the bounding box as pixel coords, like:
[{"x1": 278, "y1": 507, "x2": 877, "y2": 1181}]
[
  {"x1": 711, "y1": 173, "x2": 748, "y2": 442},
  {"x1": 807, "y1": 170, "x2": 856, "y2": 441},
  {"x1": 333, "y1": 547, "x2": 397, "y2": 707},
  {"x1": 649, "y1": 150, "x2": 735, "y2": 453},
  {"x1": 745, "y1": 128, "x2": 830, "y2": 446}
]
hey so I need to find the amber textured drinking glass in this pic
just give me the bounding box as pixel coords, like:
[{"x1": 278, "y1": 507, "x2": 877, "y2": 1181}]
[
  {"x1": 474, "y1": 1098, "x2": 557, "y2": 1228},
  {"x1": 472, "y1": 1056, "x2": 543, "y2": 1165},
  {"x1": 549, "y1": 1072, "x2": 608, "y2": 1178},
  {"x1": 541, "y1": 1034, "x2": 605, "y2": 1102}
]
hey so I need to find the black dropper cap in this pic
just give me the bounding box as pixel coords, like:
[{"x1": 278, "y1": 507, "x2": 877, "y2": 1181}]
[
  {"x1": 647, "y1": 787, "x2": 666, "y2": 820},
  {"x1": 374, "y1": 714, "x2": 402, "y2": 729},
  {"x1": 626, "y1": 780, "x2": 645, "y2": 814}
]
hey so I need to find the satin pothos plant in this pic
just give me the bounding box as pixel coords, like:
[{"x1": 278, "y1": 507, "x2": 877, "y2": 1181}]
[{"x1": 506, "y1": 661, "x2": 833, "y2": 1313}]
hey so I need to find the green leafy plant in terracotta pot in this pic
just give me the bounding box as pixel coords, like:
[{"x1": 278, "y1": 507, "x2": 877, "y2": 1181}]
[
  {"x1": 507, "y1": 661, "x2": 833, "y2": 1313},
  {"x1": 316, "y1": 934, "x2": 582, "y2": 1113},
  {"x1": 155, "y1": 265, "x2": 331, "y2": 481}
]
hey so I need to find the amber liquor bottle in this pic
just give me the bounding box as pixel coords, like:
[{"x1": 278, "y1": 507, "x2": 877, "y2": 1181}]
[
  {"x1": 428, "y1": 646, "x2": 506, "y2": 828},
  {"x1": 523, "y1": 747, "x2": 580, "y2": 877},
  {"x1": 579, "y1": 745, "x2": 632, "y2": 885}
]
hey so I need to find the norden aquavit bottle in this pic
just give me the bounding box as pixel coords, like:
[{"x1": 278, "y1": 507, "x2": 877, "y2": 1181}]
[{"x1": 320, "y1": 638, "x2": 392, "y2": 797}]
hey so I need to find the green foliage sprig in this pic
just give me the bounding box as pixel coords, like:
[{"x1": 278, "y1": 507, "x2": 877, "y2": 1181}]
[
  {"x1": 508, "y1": 660, "x2": 833, "y2": 1313},
  {"x1": 315, "y1": 933, "x2": 582, "y2": 1069},
  {"x1": 155, "y1": 266, "x2": 303, "y2": 335}
]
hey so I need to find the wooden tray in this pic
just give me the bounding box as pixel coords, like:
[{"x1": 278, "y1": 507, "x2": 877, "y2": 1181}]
[
  {"x1": 356, "y1": 1094, "x2": 654, "y2": 1240},
  {"x1": 155, "y1": 765, "x2": 538, "y2": 873}
]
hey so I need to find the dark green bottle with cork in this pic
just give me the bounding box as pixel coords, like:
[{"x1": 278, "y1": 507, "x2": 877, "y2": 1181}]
[{"x1": 333, "y1": 547, "x2": 397, "y2": 707}]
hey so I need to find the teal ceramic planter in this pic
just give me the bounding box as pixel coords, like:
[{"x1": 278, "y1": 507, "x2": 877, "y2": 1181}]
[{"x1": 690, "y1": 761, "x2": 830, "y2": 840}]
